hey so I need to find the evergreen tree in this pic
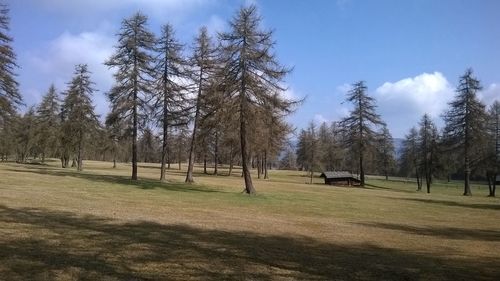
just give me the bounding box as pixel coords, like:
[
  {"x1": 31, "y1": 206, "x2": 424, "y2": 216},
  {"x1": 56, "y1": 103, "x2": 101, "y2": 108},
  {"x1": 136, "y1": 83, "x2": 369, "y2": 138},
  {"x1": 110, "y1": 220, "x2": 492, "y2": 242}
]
[
  {"x1": 153, "y1": 24, "x2": 190, "y2": 181},
  {"x1": 220, "y1": 5, "x2": 293, "y2": 194},
  {"x1": 418, "y1": 114, "x2": 438, "y2": 193},
  {"x1": 0, "y1": 3, "x2": 21, "y2": 122},
  {"x1": 60, "y1": 64, "x2": 99, "y2": 171},
  {"x1": 340, "y1": 81, "x2": 384, "y2": 186},
  {"x1": 443, "y1": 68, "x2": 487, "y2": 196},
  {"x1": 186, "y1": 27, "x2": 219, "y2": 183},
  {"x1": 14, "y1": 108, "x2": 37, "y2": 163},
  {"x1": 400, "y1": 127, "x2": 422, "y2": 190},
  {"x1": 376, "y1": 125, "x2": 395, "y2": 181},
  {"x1": 485, "y1": 101, "x2": 500, "y2": 196},
  {"x1": 36, "y1": 84, "x2": 60, "y2": 162},
  {"x1": 106, "y1": 12, "x2": 155, "y2": 180}
]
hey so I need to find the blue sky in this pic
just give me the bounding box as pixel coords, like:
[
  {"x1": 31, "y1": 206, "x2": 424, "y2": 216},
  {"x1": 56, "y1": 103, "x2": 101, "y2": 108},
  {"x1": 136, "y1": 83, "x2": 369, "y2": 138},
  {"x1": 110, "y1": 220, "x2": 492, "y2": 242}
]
[{"x1": 8, "y1": 0, "x2": 500, "y2": 138}]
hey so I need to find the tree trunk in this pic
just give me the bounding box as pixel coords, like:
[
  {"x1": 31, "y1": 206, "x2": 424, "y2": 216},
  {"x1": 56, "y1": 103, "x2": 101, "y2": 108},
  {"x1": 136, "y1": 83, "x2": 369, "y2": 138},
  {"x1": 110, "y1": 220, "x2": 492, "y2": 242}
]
[
  {"x1": 41, "y1": 152, "x2": 45, "y2": 164},
  {"x1": 77, "y1": 137, "x2": 83, "y2": 171},
  {"x1": 359, "y1": 152, "x2": 365, "y2": 187},
  {"x1": 464, "y1": 146, "x2": 472, "y2": 196},
  {"x1": 257, "y1": 154, "x2": 261, "y2": 179},
  {"x1": 160, "y1": 124, "x2": 168, "y2": 181},
  {"x1": 491, "y1": 174, "x2": 497, "y2": 197},
  {"x1": 487, "y1": 172, "x2": 493, "y2": 195},
  {"x1": 228, "y1": 143, "x2": 234, "y2": 176},
  {"x1": 203, "y1": 153, "x2": 207, "y2": 174},
  {"x1": 240, "y1": 96, "x2": 255, "y2": 194},
  {"x1": 264, "y1": 150, "x2": 269, "y2": 179},
  {"x1": 131, "y1": 98, "x2": 138, "y2": 180},
  {"x1": 213, "y1": 131, "x2": 218, "y2": 175}
]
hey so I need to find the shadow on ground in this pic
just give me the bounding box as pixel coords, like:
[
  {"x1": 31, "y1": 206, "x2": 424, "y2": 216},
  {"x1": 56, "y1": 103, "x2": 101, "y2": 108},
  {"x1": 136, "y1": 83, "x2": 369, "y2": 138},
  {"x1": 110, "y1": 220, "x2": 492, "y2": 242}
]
[
  {"x1": 356, "y1": 222, "x2": 500, "y2": 242},
  {"x1": 0, "y1": 205, "x2": 498, "y2": 281},
  {"x1": 5, "y1": 165, "x2": 224, "y2": 194},
  {"x1": 397, "y1": 198, "x2": 500, "y2": 211}
]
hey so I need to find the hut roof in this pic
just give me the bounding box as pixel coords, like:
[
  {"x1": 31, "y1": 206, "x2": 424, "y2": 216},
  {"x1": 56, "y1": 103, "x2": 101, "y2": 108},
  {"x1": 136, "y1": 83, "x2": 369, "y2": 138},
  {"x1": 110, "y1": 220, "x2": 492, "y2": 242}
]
[{"x1": 320, "y1": 171, "x2": 353, "y2": 179}]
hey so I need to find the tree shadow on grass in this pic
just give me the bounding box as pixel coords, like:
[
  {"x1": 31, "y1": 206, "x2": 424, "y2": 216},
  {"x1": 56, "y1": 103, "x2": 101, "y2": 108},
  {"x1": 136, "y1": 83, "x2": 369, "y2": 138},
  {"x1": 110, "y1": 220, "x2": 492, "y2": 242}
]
[
  {"x1": 396, "y1": 198, "x2": 500, "y2": 211},
  {"x1": 5, "y1": 165, "x2": 224, "y2": 194},
  {"x1": 0, "y1": 205, "x2": 499, "y2": 281},
  {"x1": 364, "y1": 183, "x2": 416, "y2": 194},
  {"x1": 356, "y1": 222, "x2": 500, "y2": 242}
]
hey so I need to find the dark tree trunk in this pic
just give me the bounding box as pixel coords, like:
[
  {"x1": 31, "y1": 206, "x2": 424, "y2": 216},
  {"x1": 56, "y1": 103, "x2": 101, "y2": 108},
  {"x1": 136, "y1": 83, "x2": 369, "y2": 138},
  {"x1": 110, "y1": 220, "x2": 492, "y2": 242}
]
[
  {"x1": 359, "y1": 152, "x2": 365, "y2": 187},
  {"x1": 228, "y1": 143, "x2": 234, "y2": 176},
  {"x1": 264, "y1": 150, "x2": 269, "y2": 179},
  {"x1": 160, "y1": 123, "x2": 168, "y2": 181},
  {"x1": 132, "y1": 99, "x2": 138, "y2": 180},
  {"x1": 186, "y1": 84, "x2": 202, "y2": 182},
  {"x1": 213, "y1": 131, "x2": 218, "y2": 175},
  {"x1": 77, "y1": 137, "x2": 83, "y2": 171},
  {"x1": 257, "y1": 154, "x2": 261, "y2": 179},
  {"x1": 203, "y1": 153, "x2": 207, "y2": 174},
  {"x1": 240, "y1": 96, "x2": 255, "y2": 194},
  {"x1": 416, "y1": 168, "x2": 421, "y2": 191}
]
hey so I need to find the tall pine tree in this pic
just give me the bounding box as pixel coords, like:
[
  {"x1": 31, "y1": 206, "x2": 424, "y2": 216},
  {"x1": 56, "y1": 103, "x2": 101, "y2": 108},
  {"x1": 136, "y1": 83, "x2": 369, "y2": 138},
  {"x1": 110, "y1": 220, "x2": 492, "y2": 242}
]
[
  {"x1": 220, "y1": 5, "x2": 293, "y2": 194},
  {"x1": 0, "y1": 3, "x2": 21, "y2": 121},
  {"x1": 61, "y1": 64, "x2": 99, "y2": 171},
  {"x1": 443, "y1": 68, "x2": 487, "y2": 196},
  {"x1": 340, "y1": 81, "x2": 384, "y2": 186},
  {"x1": 106, "y1": 12, "x2": 155, "y2": 180}
]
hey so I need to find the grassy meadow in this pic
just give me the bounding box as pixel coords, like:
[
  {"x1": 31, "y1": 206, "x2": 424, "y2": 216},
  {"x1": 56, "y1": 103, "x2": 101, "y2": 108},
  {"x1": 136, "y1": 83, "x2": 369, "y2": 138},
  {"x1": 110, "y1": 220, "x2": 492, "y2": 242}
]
[{"x1": 0, "y1": 160, "x2": 499, "y2": 280}]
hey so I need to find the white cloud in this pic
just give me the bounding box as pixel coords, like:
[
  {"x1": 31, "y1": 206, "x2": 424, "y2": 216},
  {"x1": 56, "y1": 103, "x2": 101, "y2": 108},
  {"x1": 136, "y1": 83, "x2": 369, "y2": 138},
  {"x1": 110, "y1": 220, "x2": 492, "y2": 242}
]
[
  {"x1": 27, "y1": 24, "x2": 115, "y2": 117},
  {"x1": 479, "y1": 83, "x2": 500, "y2": 106},
  {"x1": 313, "y1": 114, "x2": 329, "y2": 125},
  {"x1": 374, "y1": 72, "x2": 455, "y2": 137}
]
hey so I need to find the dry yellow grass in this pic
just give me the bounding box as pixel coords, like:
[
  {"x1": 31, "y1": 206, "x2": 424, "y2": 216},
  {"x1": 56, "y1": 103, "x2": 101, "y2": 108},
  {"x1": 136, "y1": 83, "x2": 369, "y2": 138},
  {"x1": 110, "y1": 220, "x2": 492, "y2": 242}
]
[{"x1": 0, "y1": 160, "x2": 499, "y2": 280}]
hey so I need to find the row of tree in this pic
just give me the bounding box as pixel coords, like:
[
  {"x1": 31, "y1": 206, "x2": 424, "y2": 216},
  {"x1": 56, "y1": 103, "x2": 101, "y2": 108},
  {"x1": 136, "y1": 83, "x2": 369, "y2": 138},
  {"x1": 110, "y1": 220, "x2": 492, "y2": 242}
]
[
  {"x1": 0, "y1": 4, "x2": 297, "y2": 194},
  {"x1": 294, "y1": 70, "x2": 499, "y2": 196}
]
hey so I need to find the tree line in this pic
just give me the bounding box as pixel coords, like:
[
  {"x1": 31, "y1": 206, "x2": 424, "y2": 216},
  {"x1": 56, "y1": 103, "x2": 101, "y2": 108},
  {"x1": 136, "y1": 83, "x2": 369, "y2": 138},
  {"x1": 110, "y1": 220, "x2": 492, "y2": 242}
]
[
  {"x1": 0, "y1": 4, "x2": 298, "y2": 194},
  {"x1": 0, "y1": 3, "x2": 498, "y2": 196},
  {"x1": 294, "y1": 72, "x2": 499, "y2": 196}
]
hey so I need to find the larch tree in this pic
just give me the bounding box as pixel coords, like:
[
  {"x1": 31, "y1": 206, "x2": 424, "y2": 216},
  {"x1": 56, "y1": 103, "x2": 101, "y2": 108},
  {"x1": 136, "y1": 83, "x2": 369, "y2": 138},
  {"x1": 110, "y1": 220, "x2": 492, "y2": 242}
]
[
  {"x1": 220, "y1": 5, "x2": 292, "y2": 194},
  {"x1": 340, "y1": 81, "x2": 384, "y2": 186},
  {"x1": 104, "y1": 111, "x2": 127, "y2": 168},
  {"x1": 153, "y1": 23, "x2": 190, "y2": 182},
  {"x1": 106, "y1": 12, "x2": 155, "y2": 180},
  {"x1": 485, "y1": 101, "x2": 500, "y2": 196},
  {"x1": 0, "y1": 3, "x2": 21, "y2": 122},
  {"x1": 418, "y1": 114, "x2": 438, "y2": 193},
  {"x1": 185, "y1": 26, "x2": 219, "y2": 183},
  {"x1": 376, "y1": 125, "x2": 395, "y2": 181},
  {"x1": 36, "y1": 84, "x2": 60, "y2": 163},
  {"x1": 60, "y1": 64, "x2": 99, "y2": 171},
  {"x1": 443, "y1": 68, "x2": 487, "y2": 196},
  {"x1": 14, "y1": 108, "x2": 37, "y2": 163}
]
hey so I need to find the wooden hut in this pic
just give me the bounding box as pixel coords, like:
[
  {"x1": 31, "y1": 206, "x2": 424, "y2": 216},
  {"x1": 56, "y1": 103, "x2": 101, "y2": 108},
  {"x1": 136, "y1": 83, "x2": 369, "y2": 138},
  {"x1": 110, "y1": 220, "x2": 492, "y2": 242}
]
[{"x1": 320, "y1": 171, "x2": 361, "y2": 186}]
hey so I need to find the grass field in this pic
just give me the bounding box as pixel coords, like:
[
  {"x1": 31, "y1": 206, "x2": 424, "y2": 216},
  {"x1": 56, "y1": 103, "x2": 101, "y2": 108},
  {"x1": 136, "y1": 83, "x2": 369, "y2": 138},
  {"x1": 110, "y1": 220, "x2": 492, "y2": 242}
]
[{"x1": 0, "y1": 160, "x2": 499, "y2": 280}]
